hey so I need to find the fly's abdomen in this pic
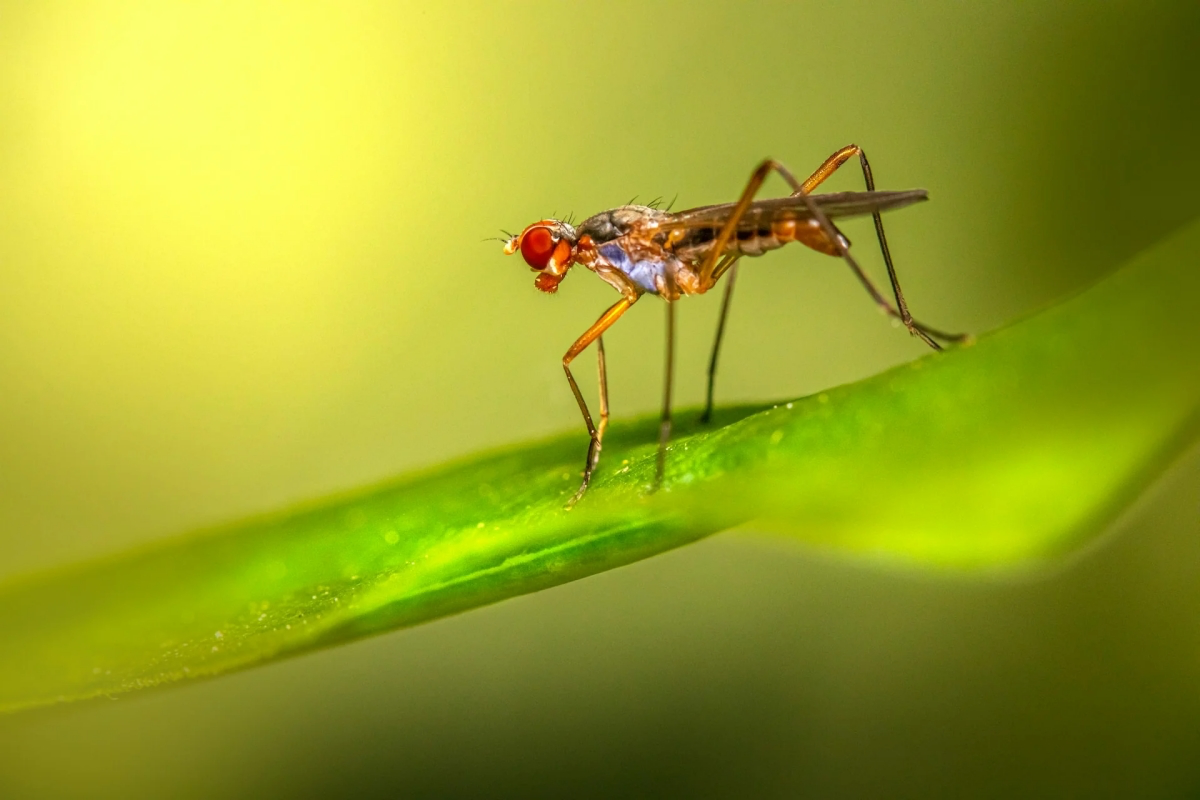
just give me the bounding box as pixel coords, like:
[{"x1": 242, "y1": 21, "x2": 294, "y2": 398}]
[
  {"x1": 666, "y1": 206, "x2": 845, "y2": 260},
  {"x1": 731, "y1": 223, "x2": 786, "y2": 257}
]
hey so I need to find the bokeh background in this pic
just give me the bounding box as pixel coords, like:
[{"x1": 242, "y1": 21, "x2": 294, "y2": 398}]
[{"x1": 1, "y1": 1, "x2": 1199, "y2": 796}]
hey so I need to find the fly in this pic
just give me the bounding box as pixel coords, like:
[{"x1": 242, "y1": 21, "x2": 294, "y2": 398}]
[{"x1": 502, "y1": 145, "x2": 969, "y2": 507}]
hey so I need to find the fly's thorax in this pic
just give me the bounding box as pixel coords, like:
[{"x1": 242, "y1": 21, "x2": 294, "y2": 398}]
[{"x1": 577, "y1": 205, "x2": 670, "y2": 244}]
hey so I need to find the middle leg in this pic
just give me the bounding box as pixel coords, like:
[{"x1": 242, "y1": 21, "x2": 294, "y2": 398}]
[
  {"x1": 694, "y1": 159, "x2": 814, "y2": 422},
  {"x1": 655, "y1": 300, "x2": 676, "y2": 488},
  {"x1": 701, "y1": 256, "x2": 740, "y2": 424}
]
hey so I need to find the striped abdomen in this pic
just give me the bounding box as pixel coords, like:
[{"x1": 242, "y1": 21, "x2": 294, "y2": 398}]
[{"x1": 663, "y1": 207, "x2": 845, "y2": 260}]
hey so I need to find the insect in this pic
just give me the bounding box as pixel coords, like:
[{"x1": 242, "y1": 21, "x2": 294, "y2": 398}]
[{"x1": 502, "y1": 145, "x2": 968, "y2": 507}]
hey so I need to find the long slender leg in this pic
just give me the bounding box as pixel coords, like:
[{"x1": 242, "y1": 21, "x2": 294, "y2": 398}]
[
  {"x1": 563, "y1": 297, "x2": 635, "y2": 507},
  {"x1": 788, "y1": 173, "x2": 944, "y2": 348},
  {"x1": 781, "y1": 149, "x2": 947, "y2": 346},
  {"x1": 811, "y1": 193, "x2": 941, "y2": 349},
  {"x1": 689, "y1": 158, "x2": 826, "y2": 425},
  {"x1": 655, "y1": 300, "x2": 676, "y2": 487},
  {"x1": 698, "y1": 159, "x2": 790, "y2": 288},
  {"x1": 701, "y1": 257, "x2": 740, "y2": 424},
  {"x1": 594, "y1": 335, "x2": 609, "y2": 474},
  {"x1": 693, "y1": 149, "x2": 966, "y2": 426},
  {"x1": 854, "y1": 149, "x2": 918, "y2": 333},
  {"x1": 707, "y1": 149, "x2": 963, "y2": 345},
  {"x1": 689, "y1": 159, "x2": 817, "y2": 426},
  {"x1": 799, "y1": 145, "x2": 969, "y2": 345},
  {"x1": 798, "y1": 144, "x2": 858, "y2": 193}
]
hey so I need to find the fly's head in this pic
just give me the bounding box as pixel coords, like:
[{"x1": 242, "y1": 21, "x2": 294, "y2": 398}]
[{"x1": 503, "y1": 219, "x2": 582, "y2": 294}]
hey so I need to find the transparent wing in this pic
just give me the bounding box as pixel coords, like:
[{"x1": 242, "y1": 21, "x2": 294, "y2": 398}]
[{"x1": 659, "y1": 189, "x2": 928, "y2": 232}]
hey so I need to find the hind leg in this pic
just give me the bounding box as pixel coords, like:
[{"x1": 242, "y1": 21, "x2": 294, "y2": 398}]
[
  {"x1": 699, "y1": 147, "x2": 967, "y2": 424},
  {"x1": 795, "y1": 145, "x2": 969, "y2": 347}
]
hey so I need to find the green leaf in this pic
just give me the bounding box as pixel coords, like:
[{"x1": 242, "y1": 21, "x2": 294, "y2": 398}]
[{"x1": 2, "y1": 218, "x2": 1199, "y2": 714}]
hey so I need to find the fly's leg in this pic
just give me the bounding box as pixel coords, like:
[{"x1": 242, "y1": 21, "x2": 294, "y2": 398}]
[
  {"x1": 692, "y1": 159, "x2": 810, "y2": 424},
  {"x1": 594, "y1": 335, "x2": 609, "y2": 474},
  {"x1": 655, "y1": 301, "x2": 677, "y2": 488},
  {"x1": 696, "y1": 156, "x2": 868, "y2": 420},
  {"x1": 704, "y1": 149, "x2": 964, "y2": 346},
  {"x1": 563, "y1": 297, "x2": 635, "y2": 508},
  {"x1": 697, "y1": 148, "x2": 967, "y2": 424},
  {"x1": 693, "y1": 156, "x2": 837, "y2": 424},
  {"x1": 799, "y1": 145, "x2": 969, "y2": 347},
  {"x1": 794, "y1": 182, "x2": 945, "y2": 348},
  {"x1": 700, "y1": 256, "x2": 740, "y2": 424},
  {"x1": 697, "y1": 159, "x2": 807, "y2": 288}
]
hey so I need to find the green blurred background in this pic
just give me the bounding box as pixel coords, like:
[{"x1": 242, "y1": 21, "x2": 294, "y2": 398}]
[{"x1": 1, "y1": 1, "x2": 1199, "y2": 796}]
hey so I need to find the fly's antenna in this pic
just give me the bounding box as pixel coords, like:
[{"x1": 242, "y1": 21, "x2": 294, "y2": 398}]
[{"x1": 485, "y1": 228, "x2": 518, "y2": 244}]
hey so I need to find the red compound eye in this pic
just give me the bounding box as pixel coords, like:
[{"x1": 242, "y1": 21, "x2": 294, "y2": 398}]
[{"x1": 519, "y1": 225, "x2": 555, "y2": 271}]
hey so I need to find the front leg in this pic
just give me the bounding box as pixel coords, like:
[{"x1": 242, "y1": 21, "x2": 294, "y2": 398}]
[{"x1": 563, "y1": 297, "x2": 635, "y2": 508}]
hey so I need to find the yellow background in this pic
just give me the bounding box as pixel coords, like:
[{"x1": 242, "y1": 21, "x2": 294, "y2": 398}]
[{"x1": 1, "y1": 2, "x2": 1199, "y2": 795}]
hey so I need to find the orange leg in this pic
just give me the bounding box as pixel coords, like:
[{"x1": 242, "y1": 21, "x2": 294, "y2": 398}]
[
  {"x1": 790, "y1": 145, "x2": 940, "y2": 344},
  {"x1": 798, "y1": 144, "x2": 859, "y2": 193},
  {"x1": 595, "y1": 334, "x2": 609, "y2": 471},
  {"x1": 563, "y1": 297, "x2": 635, "y2": 507},
  {"x1": 789, "y1": 159, "x2": 937, "y2": 349},
  {"x1": 798, "y1": 145, "x2": 968, "y2": 346},
  {"x1": 698, "y1": 158, "x2": 806, "y2": 289},
  {"x1": 700, "y1": 147, "x2": 964, "y2": 346},
  {"x1": 698, "y1": 146, "x2": 970, "y2": 423}
]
